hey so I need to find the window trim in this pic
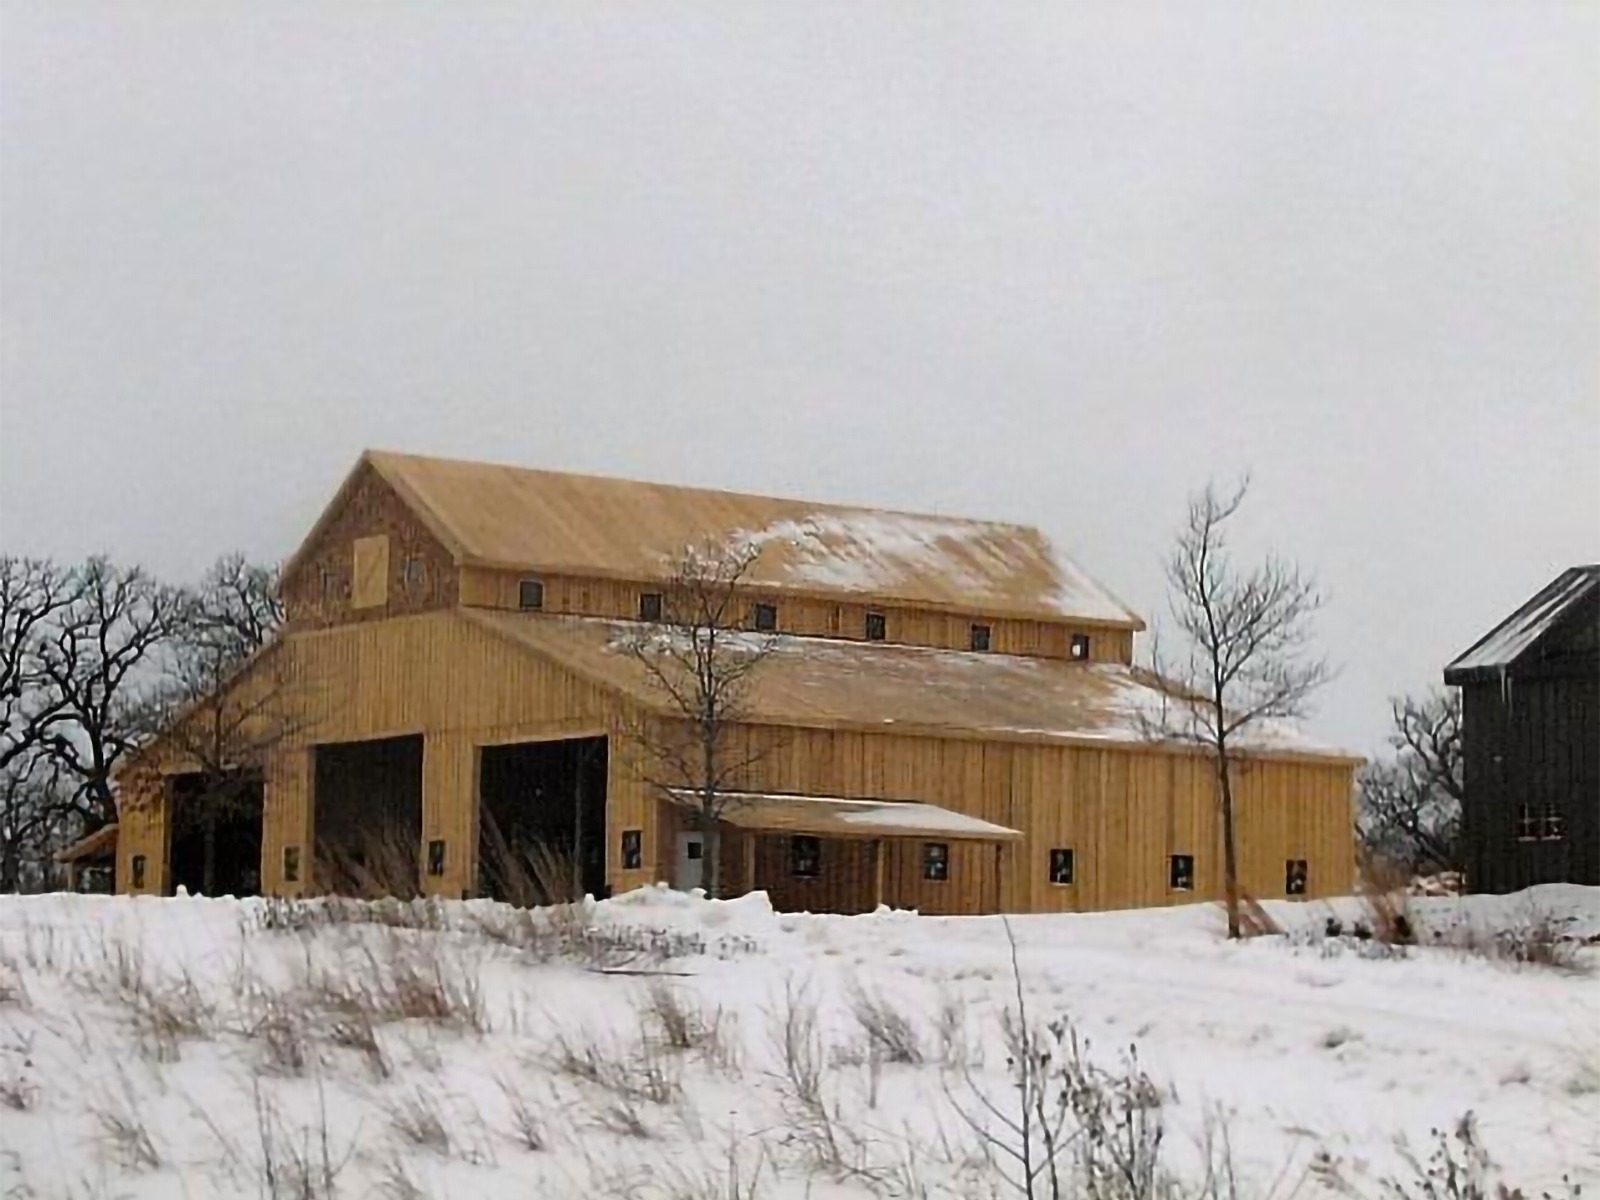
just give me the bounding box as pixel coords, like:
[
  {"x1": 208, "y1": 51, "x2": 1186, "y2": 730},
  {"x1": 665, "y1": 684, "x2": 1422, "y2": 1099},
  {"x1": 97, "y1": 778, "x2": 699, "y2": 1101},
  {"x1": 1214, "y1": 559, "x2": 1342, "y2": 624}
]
[
  {"x1": 1048, "y1": 847, "x2": 1075, "y2": 886},
  {"x1": 639, "y1": 591, "x2": 663, "y2": 622},
  {"x1": 923, "y1": 841, "x2": 950, "y2": 882},
  {"x1": 969, "y1": 623, "x2": 992, "y2": 653},
  {"x1": 752, "y1": 602, "x2": 778, "y2": 633},
  {"x1": 518, "y1": 578, "x2": 545, "y2": 611},
  {"x1": 621, "y1": 829, "x2": 643, "y2": 871},
  {"x1": 790, "y1": 835, "x2": 822, "y2": 880},
  {"x1": 865, "y1": 610, "x2": 887, "y2": 642}
]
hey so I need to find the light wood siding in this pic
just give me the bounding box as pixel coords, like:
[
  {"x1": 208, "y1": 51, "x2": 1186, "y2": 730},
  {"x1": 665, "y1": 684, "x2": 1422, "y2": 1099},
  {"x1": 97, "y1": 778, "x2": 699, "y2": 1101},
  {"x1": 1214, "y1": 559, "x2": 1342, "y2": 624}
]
[
  {"x1": 116, "y1": 611, "x2": 1354, "y2": 914},
  {"x1": 460, "y1": 566, "x2": 1133, "y2": 663}
]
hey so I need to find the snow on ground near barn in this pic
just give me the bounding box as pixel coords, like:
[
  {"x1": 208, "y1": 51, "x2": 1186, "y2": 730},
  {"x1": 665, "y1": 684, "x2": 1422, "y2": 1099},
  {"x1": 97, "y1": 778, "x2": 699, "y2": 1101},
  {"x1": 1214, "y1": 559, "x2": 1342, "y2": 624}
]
[{"x1": 1, "y1": 887, "x2": 1597, "y2": 1199}]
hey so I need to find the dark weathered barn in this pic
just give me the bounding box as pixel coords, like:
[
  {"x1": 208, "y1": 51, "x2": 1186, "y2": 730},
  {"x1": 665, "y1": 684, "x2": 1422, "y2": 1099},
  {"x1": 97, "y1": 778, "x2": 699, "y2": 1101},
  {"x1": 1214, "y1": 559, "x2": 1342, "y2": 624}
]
[
  {"x1": 113, "y1": 451, "x2": 1360, "y2": 914},
  {"x1": 1444, "y1": 566, "x2": 1600, "y2": 892}
]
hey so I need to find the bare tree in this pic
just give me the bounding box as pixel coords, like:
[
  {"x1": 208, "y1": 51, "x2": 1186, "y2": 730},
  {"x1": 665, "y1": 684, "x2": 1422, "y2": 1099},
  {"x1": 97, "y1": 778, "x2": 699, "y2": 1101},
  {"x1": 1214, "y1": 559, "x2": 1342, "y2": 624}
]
[
  {"x1": 619, "y1": 538, "x2": 779, "y2": 898},
  {"x1": 1145, "y1": 479, "x2": 1333, "y2": 939},
  {"x1": 0, "y1": 753, "x2": 77, "y2": 892},
  {"x1": 1358, "y1": 689, "x2": 1463, "y2": 876},
  {"x1": 0, "y1": 557, "x2": 81, "y2": 776},
  {"x1": 29, "y1": 558, "x2": 189, "y2": 829}
]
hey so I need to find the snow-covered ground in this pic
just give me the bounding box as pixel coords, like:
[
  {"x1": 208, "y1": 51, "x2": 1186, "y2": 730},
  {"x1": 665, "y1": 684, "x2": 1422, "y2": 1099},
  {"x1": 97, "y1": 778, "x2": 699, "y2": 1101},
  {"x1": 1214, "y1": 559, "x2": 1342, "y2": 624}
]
[{"x1": 1, "y1": 886, "x2": 1596, "y2": 1199}]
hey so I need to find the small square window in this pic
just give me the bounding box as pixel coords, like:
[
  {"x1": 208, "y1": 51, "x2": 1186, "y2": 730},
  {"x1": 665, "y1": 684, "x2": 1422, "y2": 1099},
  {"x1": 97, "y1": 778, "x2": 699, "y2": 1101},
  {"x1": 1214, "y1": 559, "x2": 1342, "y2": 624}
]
[
  {"x1": 686, "y1": 840, "x2": 704, "y2": 861},
  {"x1": 621, "y1": 829, "x2": 643, "y2": 870},
  {"x1": 131, "y1": 854, "x2": 147, "y2": 890},
  {"x1": 1169, "y1": 854, "x2": 1194, "y2": 891},
  {"x1": 970, "y1": 624, "x2": 991, "y2": 652},
  {"x1": 1542, "y1": 804, "x2": 1567, "y2": 841},
  {"x1": 283, "y1": 846, "x2": 301, "y2": 884},
  {"x1": 518, "y1": 579, "x2": 545, "y2": 611},
  {"x1": 791, "y1": 835, "x2": 821, "y2": 879},
  {"x1": 753, "y1": 602, "x2": 778, "y2": 632},
  {"x1": 1515, "y1": 803, "x2": 1540, "y2": 841},
  {"x1": 1049, "y1": 848, "x2": 1075, "y2": 886},
  {"x1": 427, "y1": 840, "x2": 446, "y2": 877},
  {"x1": 1285, "y1": 859, "x2": 1308, "y2": 897},
  {"x1": 923, "y1": 842, "x2": 949, "y2": 882},
  {"x1": 865, "y1": 611, "x2": 887, "y2": 642},
  {"x1": 1070, "y1": 634, "x2": 1091, "y2": 661},
  {"x1": 639, "y1": 592, "x2": 663, "y2": 622}
]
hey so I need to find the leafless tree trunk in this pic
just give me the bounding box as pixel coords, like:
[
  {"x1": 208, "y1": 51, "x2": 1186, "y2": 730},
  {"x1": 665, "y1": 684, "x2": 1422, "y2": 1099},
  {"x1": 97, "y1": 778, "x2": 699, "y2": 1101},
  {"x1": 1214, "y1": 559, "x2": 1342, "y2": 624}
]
[
  {"x1": 1357, "y1": 689, "x2": 1463, "y2": 876},
  {"x1": 1144, "y1": 479, "x2": 1332, "y2": 939},
  {"x1": 619, "y1": 538, "x2": 779, "y2": 898}
]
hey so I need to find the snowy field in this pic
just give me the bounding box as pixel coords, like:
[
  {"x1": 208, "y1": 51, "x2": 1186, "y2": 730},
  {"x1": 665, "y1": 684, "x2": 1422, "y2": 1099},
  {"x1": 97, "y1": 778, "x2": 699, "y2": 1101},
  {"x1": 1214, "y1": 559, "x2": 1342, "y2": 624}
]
[{"x1": 1, "y1": 886, "x2": 1596, "y2": 1199}]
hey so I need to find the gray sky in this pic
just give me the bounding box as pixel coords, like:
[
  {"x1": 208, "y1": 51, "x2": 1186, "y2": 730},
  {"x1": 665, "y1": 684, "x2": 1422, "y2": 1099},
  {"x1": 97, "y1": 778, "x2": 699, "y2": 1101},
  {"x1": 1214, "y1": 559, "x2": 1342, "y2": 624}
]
[{"x1": 2, "y1": 2, "x2": 1596, "y2": 755}]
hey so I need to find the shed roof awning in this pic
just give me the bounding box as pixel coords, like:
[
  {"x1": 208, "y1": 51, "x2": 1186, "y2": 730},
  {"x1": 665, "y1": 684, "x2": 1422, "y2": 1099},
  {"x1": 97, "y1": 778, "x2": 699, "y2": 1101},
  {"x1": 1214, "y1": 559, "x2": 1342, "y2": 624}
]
[
  {"x1": 55, "y1": 823, "x2": 118, "y2": 864},
  {"x1": 666, "y1": 789, "x2": 1022, "y2": 842}
]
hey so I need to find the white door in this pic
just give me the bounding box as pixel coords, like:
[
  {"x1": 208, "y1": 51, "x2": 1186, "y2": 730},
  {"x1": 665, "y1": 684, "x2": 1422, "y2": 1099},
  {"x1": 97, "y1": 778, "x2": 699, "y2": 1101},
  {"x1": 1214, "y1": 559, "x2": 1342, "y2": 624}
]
[{"x1": 674, "y1": 832, "x2": 706, "y2": 891}]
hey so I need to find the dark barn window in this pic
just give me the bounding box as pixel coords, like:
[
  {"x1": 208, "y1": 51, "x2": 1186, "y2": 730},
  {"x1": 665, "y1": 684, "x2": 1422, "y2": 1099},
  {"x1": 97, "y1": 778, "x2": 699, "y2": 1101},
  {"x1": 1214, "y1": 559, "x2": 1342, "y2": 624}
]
[
  {"x1": 518, "y1": 579, "x2": 545, "y2": 610},
  {"x1": 131, "y1": 855, "x2": 147, "y2": 890},
  {"x1": 621, "y1": 829, "x2": 643, "y2": 870},
  {"x1": 1541, "y1": 804, "x2": 1567, "y2": 841},
  {"x1": 865, "y1": 611, "x2": 887, "y2": 642},
  {"x1": 427, "y1": 840, "x2": 446, "y2": 877},
  {"x1": 1169, "y1": 854, "x2": 1195, "y2": 891},
  {"x1": 970, "y1": 624, "x2": 991, "y2": 652},
  {"x1": 283, "y1": 846, "x2": 301, "y2": 884},
  {"x1": 753, "y1": 602, "x2": 778, "y2": 632},
  {"x1": 1049, "y1": 848, "x2": 1075, "y2": 886},
  {"x1": 923, "y1": 842, "x2": 949, "y2": 881},
  {"x1": 639, "y1": 592, "x2": 663, "y2": 622},
  {"x1": 1286, "y1": 859, "x2": 1308, "y2": 896},
  {"x1": 790, "y1": 836, "x2": 821, "y2": 879},
  {"x1": 1071, "y1": 634, "x2": 1091, "y2": 660},
  {"x1": 1514, "y1": 803, "x2": 1540, "y2": 841},
  {"x1": 403, "y1": 557, "x2": 426, "y2": 591}
]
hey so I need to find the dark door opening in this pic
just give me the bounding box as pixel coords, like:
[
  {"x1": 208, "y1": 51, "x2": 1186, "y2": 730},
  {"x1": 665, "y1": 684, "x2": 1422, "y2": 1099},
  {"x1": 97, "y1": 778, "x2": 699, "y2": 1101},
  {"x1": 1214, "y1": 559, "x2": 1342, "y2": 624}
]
[
  {"x1": 479, "y1": 736, "x2": 607, "y2": 904},
  {"x1": 169, "y1": 771, "x2": 264, "y2": 897},
  {"x1": 313, "y1": 735, "x2": 424, "y2": 897}
]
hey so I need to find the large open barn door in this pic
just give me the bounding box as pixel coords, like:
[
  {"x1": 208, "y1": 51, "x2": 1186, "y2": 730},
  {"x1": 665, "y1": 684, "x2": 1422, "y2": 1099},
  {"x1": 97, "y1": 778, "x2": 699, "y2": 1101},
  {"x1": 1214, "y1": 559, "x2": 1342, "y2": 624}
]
[
  {"x1": 168, "y1": 770, "x2": 264, "y2": 897},
  {"x1": 478, "y1": 736, "x2": 607, "y2": 904},
  {"x1": 312, "y1": 734, "x2": 424, "y2": 896}
]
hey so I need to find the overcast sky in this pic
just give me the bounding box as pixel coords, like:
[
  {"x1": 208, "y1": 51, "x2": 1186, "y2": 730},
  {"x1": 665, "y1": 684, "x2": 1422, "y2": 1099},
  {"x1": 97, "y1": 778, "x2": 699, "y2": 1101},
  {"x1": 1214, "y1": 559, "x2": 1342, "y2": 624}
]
[{"x1": 1, "y1": 2, "x2": 1595, "y2": 754}]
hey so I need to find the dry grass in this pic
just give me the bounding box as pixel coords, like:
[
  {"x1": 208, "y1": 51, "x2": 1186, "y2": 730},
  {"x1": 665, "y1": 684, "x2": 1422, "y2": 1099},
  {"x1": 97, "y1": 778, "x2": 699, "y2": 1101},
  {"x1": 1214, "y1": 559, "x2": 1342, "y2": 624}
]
[{"x1": 848, "y1": 983, "x2": 925, "y2": 1066}]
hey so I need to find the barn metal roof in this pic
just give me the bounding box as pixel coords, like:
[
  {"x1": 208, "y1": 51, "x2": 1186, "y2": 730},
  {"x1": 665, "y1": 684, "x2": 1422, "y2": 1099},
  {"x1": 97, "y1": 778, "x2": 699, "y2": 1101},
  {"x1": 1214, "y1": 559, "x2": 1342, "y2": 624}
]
[
  {"x1": 298, "y1": 451, "x2": 1144, "y2": 628},
  {"x1": 1445, "y1": 565, "x2": 1600, "y2": 683},
  {"x1": 463, "y1": 609, "x2": 1357, "y2": 762}
]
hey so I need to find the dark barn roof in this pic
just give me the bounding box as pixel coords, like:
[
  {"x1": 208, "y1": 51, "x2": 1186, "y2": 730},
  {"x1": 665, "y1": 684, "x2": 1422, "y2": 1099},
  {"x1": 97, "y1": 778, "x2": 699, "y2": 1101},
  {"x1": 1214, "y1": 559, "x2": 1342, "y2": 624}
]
[{"x1": 1445, "y1": 565, "x2": 1600, "y2": 685}]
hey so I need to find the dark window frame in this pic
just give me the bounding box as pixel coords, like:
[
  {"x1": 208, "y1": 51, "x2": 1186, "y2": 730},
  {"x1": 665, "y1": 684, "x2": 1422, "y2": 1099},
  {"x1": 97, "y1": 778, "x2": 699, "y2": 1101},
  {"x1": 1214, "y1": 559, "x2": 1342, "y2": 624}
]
[
  {"x1": 865, "y1": 611, "x2": 887, "y2": 642},
  {"x1": 639, "y1": 591, "x2": 663, "y2": 622},
  {"x1": 752, "y1": 602, "x2": 778, "y2": 633},
  {"x1": 1285, "y1": 858, "x2": 1308, "y2": 896},
  {"x1": 427, "y1": 839, "x2": 446, "y2": 877},
  {"x1": 790, "y1": 835, "x2": 822, "y2": 880},
  {"x1": 1169, "y1": 853, "x2": 1195, "y2": 891},
  {"x1": 131, "y1": 854, "x2": 147, "y2": 890},
  {"x1": 283, "y1": 846, "x2": 301, "y2": 884},
  {"x1": 1070, "y1": 633, "x2": 1091, "y2": 661},
  {"x1": 969, "y1": 623, "x2": 992, "y2": 653},
  {"x1": 621, "y1": 829, "x2": 643, "y2": 870},
  {"x1": 1541, "y1": 804, "x2": 1567, "y2": 841},
  {"x1": 403, "y1": 556, "x2": 427, "y2": 591},
  {"x1": 923, "y1": 841, "x2": 950, "y2": 882},
  {"x1": 518, "y1": 578, "x2": 545, "y2": 611},
  {"x1": 1048, "y1": 847, "x2": 1075, "y2": 886},
  {"x1": 1514, "y1": 803, "x2": 1541, "y2": 841}
]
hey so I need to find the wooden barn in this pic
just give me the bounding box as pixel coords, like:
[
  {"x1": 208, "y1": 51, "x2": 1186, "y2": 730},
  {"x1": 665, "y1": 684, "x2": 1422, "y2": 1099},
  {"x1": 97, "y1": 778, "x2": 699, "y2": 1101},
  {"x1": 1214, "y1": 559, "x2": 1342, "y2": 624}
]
[
  {"x1": 1444, "y1": 566, "x2": 1600, "y2": 892},
  {"x1": 113, "y1": 451, "x2": 1359, "y2": 914}
]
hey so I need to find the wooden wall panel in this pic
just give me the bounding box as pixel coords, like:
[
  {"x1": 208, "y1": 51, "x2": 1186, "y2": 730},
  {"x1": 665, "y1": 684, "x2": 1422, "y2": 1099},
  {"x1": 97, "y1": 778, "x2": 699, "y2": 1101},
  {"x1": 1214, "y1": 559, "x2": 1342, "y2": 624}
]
[{"x1": 459, "y1": 565, "x2": 1135, "y2": 663}]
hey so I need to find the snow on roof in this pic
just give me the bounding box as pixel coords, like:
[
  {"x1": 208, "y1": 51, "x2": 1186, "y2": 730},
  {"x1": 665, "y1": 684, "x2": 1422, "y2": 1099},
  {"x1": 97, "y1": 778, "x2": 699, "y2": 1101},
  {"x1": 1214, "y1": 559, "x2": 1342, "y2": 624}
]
[
  {"x1": 665, "y1": 788, "x2": 1022, "y2": 841},
  {"x1": 1446, "y1": 566, "x2": 1600, "y2": 678},
  {"x1": 465, "y1": 610, "x2": 1358, "y2": 762},
  {"x1": 326, "y1": 451, "x2": 1144, "y2": 627}
]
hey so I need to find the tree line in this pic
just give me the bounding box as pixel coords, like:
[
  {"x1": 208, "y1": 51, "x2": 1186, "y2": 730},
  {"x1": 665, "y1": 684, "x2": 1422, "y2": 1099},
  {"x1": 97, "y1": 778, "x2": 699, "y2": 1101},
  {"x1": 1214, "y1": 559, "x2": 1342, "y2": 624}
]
[{"x1": 0, "y1": 554, "x2": 281, "y2": 891}]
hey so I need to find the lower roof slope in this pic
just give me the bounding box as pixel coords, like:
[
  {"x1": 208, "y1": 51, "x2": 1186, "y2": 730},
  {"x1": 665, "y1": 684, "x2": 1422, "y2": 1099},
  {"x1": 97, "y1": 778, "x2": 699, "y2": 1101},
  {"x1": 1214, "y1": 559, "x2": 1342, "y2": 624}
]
[{"x1": 464, "y1": 610, "x2": 1354, "y2": 763}]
